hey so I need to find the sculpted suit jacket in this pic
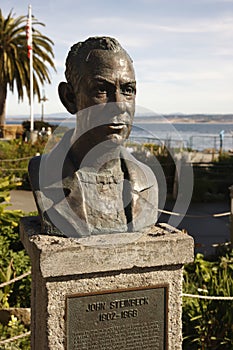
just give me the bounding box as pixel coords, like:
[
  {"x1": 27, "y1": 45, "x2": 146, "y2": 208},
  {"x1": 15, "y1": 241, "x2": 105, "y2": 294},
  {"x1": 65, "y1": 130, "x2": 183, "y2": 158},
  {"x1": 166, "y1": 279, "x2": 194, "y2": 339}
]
[{"x1": 29, "y1": 129, "x2": 158, "y2": 238}]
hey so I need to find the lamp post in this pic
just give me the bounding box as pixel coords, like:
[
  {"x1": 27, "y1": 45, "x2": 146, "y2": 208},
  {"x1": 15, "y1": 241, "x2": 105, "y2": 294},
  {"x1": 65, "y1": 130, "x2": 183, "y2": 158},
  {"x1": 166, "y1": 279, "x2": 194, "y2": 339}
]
[{"x1": 40, "y1": 90, "x2": 48, "y2": 122}]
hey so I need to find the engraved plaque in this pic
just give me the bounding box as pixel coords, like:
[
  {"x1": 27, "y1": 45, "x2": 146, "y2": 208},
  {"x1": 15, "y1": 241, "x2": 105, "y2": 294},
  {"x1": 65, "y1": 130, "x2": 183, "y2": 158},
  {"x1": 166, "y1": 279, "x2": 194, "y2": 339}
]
[{"x1": 66, "y1": 286, "x2": 167, "y2": 350}]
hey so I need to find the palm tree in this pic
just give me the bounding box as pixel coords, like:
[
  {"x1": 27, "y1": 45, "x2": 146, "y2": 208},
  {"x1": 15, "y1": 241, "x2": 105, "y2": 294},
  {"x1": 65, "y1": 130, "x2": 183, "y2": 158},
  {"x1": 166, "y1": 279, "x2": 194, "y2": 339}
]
[{"x1": 0, "y1": 9, "x2": 56, "y2": 125}]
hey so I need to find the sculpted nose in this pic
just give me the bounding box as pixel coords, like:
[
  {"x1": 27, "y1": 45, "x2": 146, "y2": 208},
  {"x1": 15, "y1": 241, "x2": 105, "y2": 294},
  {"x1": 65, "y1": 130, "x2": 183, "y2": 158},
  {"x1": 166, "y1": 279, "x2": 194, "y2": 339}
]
[
  {"x1": 114, "y1": 89, "x2": 123, "y2": 103},
  {"x1": 109, "y1": 101, "x2": 126, "y2": 116},
  {"x1": 108, "y1": 88, "x2": 123, "y2": 103},
  {"x1": 111, "y1": 90, "x2": 126, "y2": 113}
]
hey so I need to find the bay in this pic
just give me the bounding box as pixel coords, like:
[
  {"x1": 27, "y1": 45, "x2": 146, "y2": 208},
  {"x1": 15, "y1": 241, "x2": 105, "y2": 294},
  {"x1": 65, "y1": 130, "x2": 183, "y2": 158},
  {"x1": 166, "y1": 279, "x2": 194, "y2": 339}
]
[
  {"x1": 131, "y1": 123, "x2": 233, "y2": 151},
  {"x1": 6, "y1": 119, "x2": 233, "y2": 151}
]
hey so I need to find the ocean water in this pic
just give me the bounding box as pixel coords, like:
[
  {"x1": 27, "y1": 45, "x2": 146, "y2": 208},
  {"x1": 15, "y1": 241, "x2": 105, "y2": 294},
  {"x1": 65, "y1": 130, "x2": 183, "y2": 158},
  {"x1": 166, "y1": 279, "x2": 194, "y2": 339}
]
[
  {"x1": 131, "y1": 123, "x2": 233, "y2": 151},
  {"x1": 6, "y1": 119, "x2": 233, "y2": 151}
]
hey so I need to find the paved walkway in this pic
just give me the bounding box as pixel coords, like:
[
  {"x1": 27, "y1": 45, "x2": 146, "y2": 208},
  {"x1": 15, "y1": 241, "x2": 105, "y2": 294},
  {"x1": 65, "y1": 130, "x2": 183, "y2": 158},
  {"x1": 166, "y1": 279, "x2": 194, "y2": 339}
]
[
  {"x1": 158, "y1": 200, "x2": 230, "y2": 255},
  {"x1": 8, "y1": 190, "x2": 231, "y2": 256},
  {"x1": 9, "y1": 190, "x2": 37, "y2": 213}
]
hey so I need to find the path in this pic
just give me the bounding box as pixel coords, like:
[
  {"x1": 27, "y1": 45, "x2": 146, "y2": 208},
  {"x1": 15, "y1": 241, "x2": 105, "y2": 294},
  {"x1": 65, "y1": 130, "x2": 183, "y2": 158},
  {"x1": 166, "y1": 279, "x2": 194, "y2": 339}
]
[
  {"x1": 158, "y1": 201, "x2": 230, "y2": 255},
  {"x1": 8, "y1": 190, "x2": 231, "y2": 256},
  {"x1": 9, "y1": 190, "x2": 37, "y2": 213}
]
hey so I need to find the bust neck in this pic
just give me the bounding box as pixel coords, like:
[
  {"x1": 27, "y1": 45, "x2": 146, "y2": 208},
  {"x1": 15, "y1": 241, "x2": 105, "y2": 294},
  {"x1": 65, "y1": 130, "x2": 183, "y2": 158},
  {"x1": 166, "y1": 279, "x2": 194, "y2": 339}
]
[{"x1": 69, "y1": 129, "x2": 123, "y2": 172}]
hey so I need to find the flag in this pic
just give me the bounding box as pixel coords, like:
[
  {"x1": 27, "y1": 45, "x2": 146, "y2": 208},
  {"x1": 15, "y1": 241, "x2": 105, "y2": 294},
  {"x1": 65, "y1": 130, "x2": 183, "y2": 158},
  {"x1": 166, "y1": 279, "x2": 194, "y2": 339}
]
[{"x1": 26, "y1": 6, "x2": 32, "y2": 59}]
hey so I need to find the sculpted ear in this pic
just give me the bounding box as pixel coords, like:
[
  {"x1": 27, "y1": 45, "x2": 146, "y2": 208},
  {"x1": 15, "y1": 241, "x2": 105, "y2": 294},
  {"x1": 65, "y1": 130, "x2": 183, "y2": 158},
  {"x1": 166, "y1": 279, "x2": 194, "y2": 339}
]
[{"x1": 58, "y1": 82, "x2": 77, "y2": 114}]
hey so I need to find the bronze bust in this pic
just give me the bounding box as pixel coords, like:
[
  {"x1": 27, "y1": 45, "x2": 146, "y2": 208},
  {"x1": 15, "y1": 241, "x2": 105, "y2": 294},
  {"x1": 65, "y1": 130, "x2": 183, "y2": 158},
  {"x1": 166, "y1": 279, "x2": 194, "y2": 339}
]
[{"x1": 29, "y1": 36, "x2": 158, "y2": 238}]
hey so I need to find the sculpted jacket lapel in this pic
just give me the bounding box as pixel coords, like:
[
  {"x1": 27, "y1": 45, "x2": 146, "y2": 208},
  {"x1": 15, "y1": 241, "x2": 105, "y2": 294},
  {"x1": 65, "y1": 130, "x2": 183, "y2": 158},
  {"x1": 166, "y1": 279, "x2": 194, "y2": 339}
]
[
  {"x1": 120, "y1": 147, "x2": 158, "y2": 231},
  {"x1": 29, "y1": 129, "x2": 90, "y2": 237},
  {"x1": 46, "y1": 174, "x2": 90, "y2": 237}
]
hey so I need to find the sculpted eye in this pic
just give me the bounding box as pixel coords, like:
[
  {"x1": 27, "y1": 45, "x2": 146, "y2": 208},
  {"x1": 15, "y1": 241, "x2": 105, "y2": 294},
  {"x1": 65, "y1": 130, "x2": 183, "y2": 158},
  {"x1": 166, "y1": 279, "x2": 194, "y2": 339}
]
[
  {"x1": 96, "y1": 84, "x2": 107, "y2": 95},
  {"x1": 121, "y1": 84, "x2": 136, "y2": 96}
]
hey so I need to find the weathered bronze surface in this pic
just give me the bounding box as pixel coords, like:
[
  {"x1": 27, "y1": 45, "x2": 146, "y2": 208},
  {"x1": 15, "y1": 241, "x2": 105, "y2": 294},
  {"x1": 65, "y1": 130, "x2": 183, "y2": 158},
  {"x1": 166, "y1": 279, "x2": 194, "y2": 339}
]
[
  {"x1": 66, "y1": 286, "x2": 167, "y2": 349},
  {"x1": 28, "y1": 36, "x2": 158, "y2": 238}
]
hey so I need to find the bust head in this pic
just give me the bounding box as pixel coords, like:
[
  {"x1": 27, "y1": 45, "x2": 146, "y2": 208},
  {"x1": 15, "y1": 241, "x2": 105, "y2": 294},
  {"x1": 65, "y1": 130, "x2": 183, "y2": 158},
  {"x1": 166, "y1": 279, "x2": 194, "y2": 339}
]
[{"x1": 58, "y1": 37, "x2": 136, "y2": 145}]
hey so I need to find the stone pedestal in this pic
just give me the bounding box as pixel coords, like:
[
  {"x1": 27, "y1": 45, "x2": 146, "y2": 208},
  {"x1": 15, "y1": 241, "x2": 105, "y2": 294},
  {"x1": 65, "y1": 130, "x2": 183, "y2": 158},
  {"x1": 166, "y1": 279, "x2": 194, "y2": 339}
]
[{"x1": 20, "y1": 217, "x2": 194, "y2": 350}]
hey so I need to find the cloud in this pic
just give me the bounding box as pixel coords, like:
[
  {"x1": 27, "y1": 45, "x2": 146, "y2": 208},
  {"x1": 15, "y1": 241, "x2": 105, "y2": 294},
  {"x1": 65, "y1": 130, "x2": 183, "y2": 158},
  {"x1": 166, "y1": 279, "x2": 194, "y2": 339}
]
[
  {"x1": 2, "y1": 0, "x2": 233, "y2": 115},
  {"x1": 147, "y1": 19, "x2": 233, "y2": 34}
]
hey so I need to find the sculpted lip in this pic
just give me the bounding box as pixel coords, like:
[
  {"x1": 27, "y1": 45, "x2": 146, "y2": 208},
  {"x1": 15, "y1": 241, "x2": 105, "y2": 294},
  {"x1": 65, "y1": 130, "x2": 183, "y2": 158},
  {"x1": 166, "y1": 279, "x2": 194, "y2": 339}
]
[{"x1": 108, "y1": 123, "x2": 126, "y2": 130}]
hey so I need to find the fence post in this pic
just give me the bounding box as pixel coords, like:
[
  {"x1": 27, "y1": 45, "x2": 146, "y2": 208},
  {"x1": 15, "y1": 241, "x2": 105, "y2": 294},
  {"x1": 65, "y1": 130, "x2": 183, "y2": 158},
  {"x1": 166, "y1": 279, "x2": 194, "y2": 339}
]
[{"x1": 229, "y1": 185, "x2": 233, "y2": 248}]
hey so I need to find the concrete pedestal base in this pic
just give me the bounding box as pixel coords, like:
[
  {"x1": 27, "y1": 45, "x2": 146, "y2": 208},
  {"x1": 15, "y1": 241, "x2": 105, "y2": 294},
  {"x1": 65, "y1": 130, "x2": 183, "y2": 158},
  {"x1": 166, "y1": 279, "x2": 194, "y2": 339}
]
[{"x1": 20, "y1": 217, "x2": 194, "y2": 350}]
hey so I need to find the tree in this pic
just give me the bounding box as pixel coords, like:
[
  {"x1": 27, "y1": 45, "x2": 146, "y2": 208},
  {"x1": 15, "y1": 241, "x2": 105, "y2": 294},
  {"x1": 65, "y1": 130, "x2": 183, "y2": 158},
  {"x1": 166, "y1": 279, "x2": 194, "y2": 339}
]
[{"x1": 0, "y1": 9, "x2": 56, "y2": 125}]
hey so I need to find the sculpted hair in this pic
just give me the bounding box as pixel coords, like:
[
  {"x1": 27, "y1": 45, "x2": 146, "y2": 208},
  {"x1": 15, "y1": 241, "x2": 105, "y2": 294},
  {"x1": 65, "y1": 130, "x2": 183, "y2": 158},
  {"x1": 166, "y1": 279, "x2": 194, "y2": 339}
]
[{"x1": 65, "y1": 36, "x2": 132, "y2": 91}]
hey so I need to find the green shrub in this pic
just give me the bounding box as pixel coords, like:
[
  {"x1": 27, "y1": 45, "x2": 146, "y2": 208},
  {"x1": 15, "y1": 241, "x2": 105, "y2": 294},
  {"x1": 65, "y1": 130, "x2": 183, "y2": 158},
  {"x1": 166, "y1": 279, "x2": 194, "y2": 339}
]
[
  {"x1": 0, "y1": 179, "x2": 31, "y2": 348},
  {"x1": 22, "y1": 120, "x2": 56, "y2": 133},
  {"x1": 192, "y1": 155, "x2": 233, "y2": 201},
  {"x1": 183, "y1": 250, "x2": 233, "y2": 349},
  {"x1": 0, "y1": 315, "x2": 30, "y2": 349},
  {"x1": 127, "y1": 142, "x2": 176, "y2": 197},
  {"x1": 0, "y1": 139, "x2": 47, "y2": 189},
  {"x1": 0, "y1": 179, "x2": 31, "y2": 308}
]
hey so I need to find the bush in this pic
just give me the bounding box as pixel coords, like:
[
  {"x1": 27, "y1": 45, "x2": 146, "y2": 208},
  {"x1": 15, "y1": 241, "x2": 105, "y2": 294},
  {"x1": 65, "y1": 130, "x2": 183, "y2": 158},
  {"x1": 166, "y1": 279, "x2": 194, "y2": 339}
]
[
  {"x1": 0, "y1": 138, "x2": 48, "y2": 189},
  {"x1": 127, "y1": 142, "x2": 176, "y2": 198},
  {"x1": 0, "y1": 182, "x2": 31, "y2": 309},
  {"x1": 0, "y1": 179, "x2": 31, "y2": 348},
  {"x1": 22, "y1": 120, "x2": 56, "y2": 133},
  {"x1": 0, "y1": 315, "x2": 30, "y2": 349},
  {"x1": 192, "y1": 154, "x2": 233, "y2": 201},
  {"x1": 183, "y1": 249, "x2": 233, "y2": 349}
]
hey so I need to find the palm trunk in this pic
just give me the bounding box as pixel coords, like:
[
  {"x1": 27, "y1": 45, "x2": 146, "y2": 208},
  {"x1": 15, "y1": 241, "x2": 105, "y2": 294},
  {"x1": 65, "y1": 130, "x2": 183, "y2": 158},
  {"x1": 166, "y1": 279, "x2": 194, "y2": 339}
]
[{"x1": 0, "y1": 84, "x2": 7, "y2": 126}]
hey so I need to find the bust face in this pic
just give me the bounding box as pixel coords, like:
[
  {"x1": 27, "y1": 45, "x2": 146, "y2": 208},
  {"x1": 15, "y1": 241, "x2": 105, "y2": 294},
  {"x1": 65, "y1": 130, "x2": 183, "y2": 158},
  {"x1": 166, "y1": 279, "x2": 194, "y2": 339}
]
[{"x1": 74, "y1": 50, "x2": 136, "y2": 145}]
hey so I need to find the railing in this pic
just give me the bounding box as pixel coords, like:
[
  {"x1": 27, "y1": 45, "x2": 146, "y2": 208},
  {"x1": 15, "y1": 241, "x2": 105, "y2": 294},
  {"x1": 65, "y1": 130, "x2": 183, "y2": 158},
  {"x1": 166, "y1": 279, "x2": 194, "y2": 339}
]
[{"x1": 128, "y1": 134, "x2": 233, "y2": 152}]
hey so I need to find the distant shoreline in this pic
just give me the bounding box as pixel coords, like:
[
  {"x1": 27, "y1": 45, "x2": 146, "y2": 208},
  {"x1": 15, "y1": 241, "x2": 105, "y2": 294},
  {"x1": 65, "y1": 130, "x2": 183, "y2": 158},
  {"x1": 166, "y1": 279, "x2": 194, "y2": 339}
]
[
  {"x1": 5, "y1": 114, "x2": 233, "y2": 125},
  {"x1": 134, "y1": 119, "x2": 233, "y2": 124}
]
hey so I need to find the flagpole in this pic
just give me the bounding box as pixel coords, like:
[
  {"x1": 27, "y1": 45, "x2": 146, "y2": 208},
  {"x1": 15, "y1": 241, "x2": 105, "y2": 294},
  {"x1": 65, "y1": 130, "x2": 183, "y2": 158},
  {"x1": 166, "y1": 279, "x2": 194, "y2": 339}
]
[{"x1": 27, "y1": 4, "x2": 34, "y2": 132}]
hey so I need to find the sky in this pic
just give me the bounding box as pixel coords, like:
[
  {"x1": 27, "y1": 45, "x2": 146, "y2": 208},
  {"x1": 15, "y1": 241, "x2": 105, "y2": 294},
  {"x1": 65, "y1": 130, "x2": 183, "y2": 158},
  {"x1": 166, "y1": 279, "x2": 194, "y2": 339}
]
[{"x1": 1, "y1": 0, "x2": 233, "y2": 118}]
